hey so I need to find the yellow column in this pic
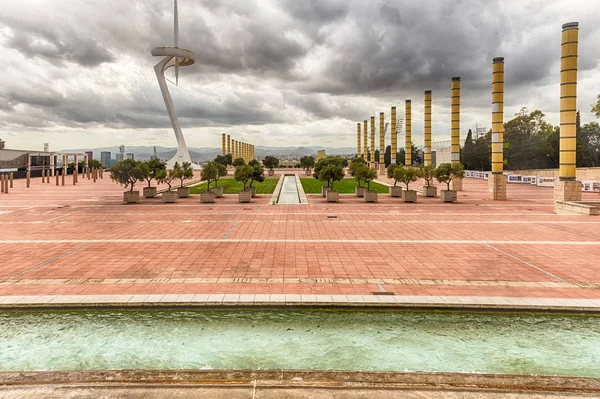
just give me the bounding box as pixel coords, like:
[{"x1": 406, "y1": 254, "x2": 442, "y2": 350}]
[
  {"x1": 227, "y1": 134, "x2": 231, "y2": 155},
  {"x1": 424, "y1": 91, "x2": 432, "y2": 166},
  {"x1": 391, "y1": 107, "x2": 397, "y2": 164},
  {"x1": 560, "y1": 22, "x2": 579, "y2": 180},
  {"x1": 242, "y1": 143, "x2": 246, "y2": 161},
  {"x1": 370, "y1": 116, "x2": 375, "y2": 163},
  {"x1": 489, "y1": 57, "x2": 507, "y2": 200},
  {"x1": 357, "y1": 123, "x2": 361, "y2": 157},
  {"x1": 405, "y1": 100, "x2": 412, "y2": 166},
  {"x1": 451, "y1": 78, "x2": 461, "y2": 163},
  {"x1": 363, "y1": 120, "x2": 368, "y2": 159},
  {"x1": 379, "y1": 112, "x2": 385, "y2": 164},
  {"x1": 491, "y1": 58, "x2": 504, "y2": 175}
]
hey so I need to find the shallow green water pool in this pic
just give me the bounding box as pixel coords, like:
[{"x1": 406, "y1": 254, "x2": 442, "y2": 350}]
[{"x1": 1, "y1": 309, "x2": 598, "y2": 377}]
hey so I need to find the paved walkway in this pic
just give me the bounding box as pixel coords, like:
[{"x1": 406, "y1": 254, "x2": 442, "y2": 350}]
[{"x1": 0, "y1": 172, "x2": 599, "y2": 309}]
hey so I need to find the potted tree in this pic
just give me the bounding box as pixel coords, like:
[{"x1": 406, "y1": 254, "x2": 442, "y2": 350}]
[
  {"x1": 235, "y1": 164, "x2": 254, "y2": 203},
  {"x1": 395, "y1": 165, "x2": 420, "y2": 203},
  {"x1": 248, "y1": 160, "x2": 265, "y2": 197},
  {"x1": 420, "y1": 164, "x2": 437, "y2": 197},
  {"x1": 434, "y1": 162, "x2": 465, "y2": 202},
  {"x1": 141, "y1": 158, "x2": 166, "y2": 198},
  {"x1": 386, "y1": 164, "x2": 402, "y2": 197},
  {"x1": 213, "y1": 154, "x2": 230, "y2": 175},
  {"x1": 155, "y1": 168, "x2": 178, "y2": 203},
  {"x1": 200, "y1": 161, "x2": 218, "y2": 203},
  {"x1": 263, "y1": 155, "x2": 279, "y2": 177},
  {"x1": 300, "y1": 155, "x2": 315, "y2": 176},
  {"x1": 317, "y1": 164, "x2": 345, "y2": 202},
  {"x1": 361, "y1": 166, "x2": 379, "y2": 202},
  {"x1": 313, "y1": 156, "x2": 348, "y2": 197},
  {"x1": 110, "y1": 159, "x2": 145, "y2": 204},
  {"x1": 172, "y1": 161, "x2": 194, "y2": 198},
  {"x1": 349, "y1": 157, "x2": 368, "y2": 197},
  {"x1": 211, "y1": 162, "x2": 227, "y2": 198}
]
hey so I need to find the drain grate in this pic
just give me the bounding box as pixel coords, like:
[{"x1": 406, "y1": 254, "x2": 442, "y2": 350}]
[
  {"x1": 372, "y1": 292, "x2": 396, "y2": 296},
  {"x1": 243, "y1": 208, "x2": 252, "y2": 210},
  {"x1": 327, "y1": 215, "x2": 337, "y2": 219}
]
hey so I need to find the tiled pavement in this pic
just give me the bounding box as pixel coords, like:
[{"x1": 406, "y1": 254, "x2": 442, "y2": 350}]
[{"x1": 0, "y1": 172, "x2": 599, "y2": 310}]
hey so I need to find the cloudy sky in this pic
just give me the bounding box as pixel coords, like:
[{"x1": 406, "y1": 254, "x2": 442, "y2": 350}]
[{"x1": 1, "y1": 0, "x2": 599, "y2": 151}]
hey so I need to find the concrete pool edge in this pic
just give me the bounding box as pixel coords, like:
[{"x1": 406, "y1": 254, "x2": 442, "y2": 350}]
[
  {"x1": 1, "y1": 369, "x2": 599, "y2": 394},
  {"x1": 1, "y1": 294, "x2": 599, "y2": 313}
]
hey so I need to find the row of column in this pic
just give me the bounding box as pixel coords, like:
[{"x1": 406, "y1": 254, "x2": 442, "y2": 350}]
[
  {"x1": 354, "y1": 81, "x2": 459, "y2": 169},
  {"x1": 222, "y1": 133, "x2": 255, "y2": 164}
]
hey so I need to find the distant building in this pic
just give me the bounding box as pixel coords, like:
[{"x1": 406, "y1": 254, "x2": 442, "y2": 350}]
[
  {"x1": 0, "y1": 138, "x2": 5, "y2": 150},
  {"x1": 0, "y1": 139, "x2": 57, "y2": 178},
  {"x1": 126, "y1": 153, "x2": 135, "y2": 160},
  {"x1": 115, "y1": 153, "x2": 124, "y2": 163},
  {"x1": 317, "y1": 150, "x2": 326, "y2": 160},
  {"x1": 85, "y1": 151, "x2": 93, "y2": 161},
  {"x1": 100, "y1": 151, "x2": 111, "y2": 168}
]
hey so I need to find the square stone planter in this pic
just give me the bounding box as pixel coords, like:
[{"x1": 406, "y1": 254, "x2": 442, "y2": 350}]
[
  {"x1": 249, "y1": 186, "x2": 257, "y2": 197},
  {"x1": 423, "y1": 186, "x2": 437, "y2": 197},
  {"x1": 305, "y1": 169, "x2": 312, "y2": 176},
  {"x1": 268, "y1": 169, "x2": 275, "y2": 176},
  {"x1": 321, "y1": 186, "x2": 332, "y2": 197},
  {"x1": 123, "y1": 191, "x2": 140, "y2": 204},
  {"x1": 355, "y1": 186, "x2": 367, "y2": 197},
  {"x1": 177, "y1": 186, "x2": 190, "y2": 198},
  {"x1": 162, "y1": 191, "x2": 178, "y2": 203},
  {"x1": 402, "y1": 189, "x2": 417, "y2": 203},
  {"x1": 200, "y1": 191, "x2": 216, "y2": 203},
  {"x1": 326, "y1": 190, "x2": 340, "y2": 202},
  {"x1": 389, "y1": 186, "x2": 403, "y2": 197},
  {"x1": 441, "y1": 190, "x2": 458, "y2": 203},
  {"x1": 239, "y1": 190, "x2": 252, "y2": 203},
  {"x1": 211, "y1": 186, "x2": 224, "y2": 198},
  {"x1": 143, "y1": 186, "x2": 157, "y2": 198},
  {"x1": 364, "y1": 190, "x2": 378, "y2": 203}
]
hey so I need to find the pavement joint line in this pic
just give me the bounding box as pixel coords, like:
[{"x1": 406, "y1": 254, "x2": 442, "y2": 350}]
[
  {"x1": 222, "y1": 221, "x2": 238, "y2": 239},
  {"x1": 541, "y1": 222, "x2": 600, "y2": 240},
  {"x1": 3, "y1": 277, "x2": 595, "y2": 289},
  {"x1": 484, "y1": 243, "x2": 568, "y2": 282},
  {"x1": 1, "y1": 239, "x2": 600, "y2": 245},
  {"x1": 7, "y1": 242, "x2": 93, "y2": 280},
  {"x1": 376, "y1": 283, "x2": 387, "y2": 292}
]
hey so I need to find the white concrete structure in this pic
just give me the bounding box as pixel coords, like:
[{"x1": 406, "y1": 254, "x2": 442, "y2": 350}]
[{"x1": 151, "y1": 1, "x2": 199, "y2": 169}]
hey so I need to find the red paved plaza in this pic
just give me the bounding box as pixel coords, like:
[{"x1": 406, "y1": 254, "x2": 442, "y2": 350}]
[{"x1": 0, "y1": 172, "x2": 599, "y2": 301}]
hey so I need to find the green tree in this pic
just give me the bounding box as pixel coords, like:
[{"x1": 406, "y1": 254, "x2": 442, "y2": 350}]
[
  {"x1": 317, "y1": 163, "x2": 345, "y2": 190},
  {"x1": 504, "y1": 108, "x2": 555, "y2": 169},
  {"x1": 214, "y1": 162, "x2": 227, "y2": 187},
  {"x1": 232, "y1": 157, "x2": 245, "y2": 166},
  {"x1": 384, "y1": 145, "x2": 391, "y2": 167},
  {"x1": 88, "y1": 159, "x2": 103, "y2": 169},
  {"x1": 142, "y1": 158, "x2": 166, "y2": 187},
  {"x1": 172, "y1": 161, "x2": 194, "y2": 188},
  {"x1": 262, "y1": 156, "x2": 279, "y2": 171},
  {"x1": 234, "y1": 164, "x2": 253, "y2": 189},
  {"x1": 155, "y1": 168, "x2": 177, "y2": 191},
  {"x1": 360, "y1": 166, "x2": 378, "y2": 190},
  {"x1": 374, "y1": 149, "x2": 380, "y2": 164},
  {"x1": 214, "y1": 154, "x2": 231, "y2": 166},
  {"x1": 313, "y1": 156, "x2": 348, "y2": 180},
  {"x1": 434, "y1": 162, "x2": 465, "y2": 191},
  {"x1": 419, "y1": 164, "x2": 435, "y2": 187},
  {"x1": 397, "y1": 143, "x2": 422, "y2": 166},
  {"x1": 349, "y1": 157, "x2": 368, "y2": 186},
  {"x1": 299, "y1": 156, "x2": 315, "y2": 172},
  {"x1": 581, "y1": 122, "x2": 600, "y2": 166},
  {"x1": 592, "y1": 94, "x2": 600, "y2": 118},
  {"x1": 386, "y1": 164, "x2": 399, "y2": 186},
  {"x1": 201, "y1": 161, "x2": 218, "y2": 191},
  {"x1": 249, "y1": 162, "x2": 265, "y2": 187},
  {"x1": 394, "y1": 165, "x2": 420, "y2": 190},
  {"x1": 110, "y1": 159, "x2": 145, "y2": 192}
]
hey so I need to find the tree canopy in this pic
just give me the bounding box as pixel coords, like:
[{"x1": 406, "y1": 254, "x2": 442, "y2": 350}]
[
  {"x1": 262, "y1": 156, "x2": 279, "y2": 170},
  {"x1": 110, "y1": 159, "x2": 145, "y2": 192}
]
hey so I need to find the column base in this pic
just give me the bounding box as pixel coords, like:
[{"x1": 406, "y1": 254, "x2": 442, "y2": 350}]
[
  {"x1": 554, "y1": 180, "x2": 582, "y2": 202},
  {"x1": 451, "y1": 178, "x2": 463, "y2": 191},
  {"x1": 487, "y1": 174, "x2": 506, "y2": 200},
  {"x1": 378, "y1": 164, "x2": 387, "y2": 176}
]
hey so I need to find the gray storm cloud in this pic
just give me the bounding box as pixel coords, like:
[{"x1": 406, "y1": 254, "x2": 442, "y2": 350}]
[{"x1": 0, "y1": 0, "x2": 599, "y2": 149}]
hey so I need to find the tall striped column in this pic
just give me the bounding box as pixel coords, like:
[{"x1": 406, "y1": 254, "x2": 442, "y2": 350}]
[
  {"x1": 235, "y1": 140, "x2": 239, "y2": 160},
  {"x1": 370, "y1": 116, "x2": 375, "y2": 163},
  {"x1": 450, "y1": 77, "x2": 463, "y2": 190},
  {"x1": 357, "y1": 123, "x2": 361, "y2": 157},
  {"x1": 405, "y1": 100, "x2": 412, "y2": 166},
  {"x1": 363, "y1": 120, "x2": 368, "y2": 159},
  {"x1": 243, "y1": 143, "x2": 247, "y2": 161},
  {"x1": 232, "y1": 139, "x2": 236, "y2": 159},
  {"x1": 391, "y1": 106, "x2": 397, "y2": 164},
  {"x1": 488, "y1": 57, "x2": 507, "y2": 200},
  {"x1": 424, "y1": 91, "x2": 432, "y2": 166},
  {"x1": 560, "y1": 22, "x2": 579, "y2": 182},
  {"x1": 227, "y1": 135, "x2": 231, "y2": 155},
  {"x1": 379, "y1": 112, "x2": 385, "y2": 165},
  {"x1": 251, "y1": 144, "x2": 255, "y2": 160},
  {"x1": 222, "y1": 134, "x2": 226, "y2": 156}
]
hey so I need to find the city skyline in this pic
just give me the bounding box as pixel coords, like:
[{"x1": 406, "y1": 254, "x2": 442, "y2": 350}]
[{"x1": 1, "y1": 0, "x2": 599, "y2": 151}]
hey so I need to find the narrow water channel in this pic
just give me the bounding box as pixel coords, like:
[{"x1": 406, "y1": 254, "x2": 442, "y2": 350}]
[
  {"x1": 1, "y1": 309, "x2": 599, "y2": 377},
  {"x1": 277, "y1": 175, "x2": 300, "y2": 204}
]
